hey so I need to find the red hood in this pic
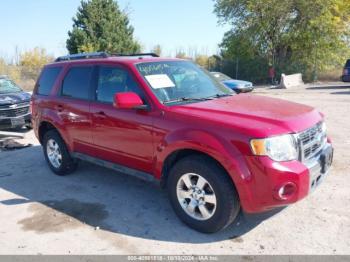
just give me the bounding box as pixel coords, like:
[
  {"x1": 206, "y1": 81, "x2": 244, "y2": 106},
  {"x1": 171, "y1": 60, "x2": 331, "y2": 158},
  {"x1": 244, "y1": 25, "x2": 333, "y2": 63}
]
[{"x1": 169, "y1": 94, "x2": 323, "y2": 137}]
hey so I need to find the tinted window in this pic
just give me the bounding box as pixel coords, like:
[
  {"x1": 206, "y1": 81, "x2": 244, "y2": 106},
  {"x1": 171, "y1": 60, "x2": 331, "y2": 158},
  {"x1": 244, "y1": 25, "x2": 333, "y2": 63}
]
[
  {"x1": 62, "y1": 67, "x2": 93, "y2": 100},
  {"x1": 97, "y1": 67, "x2": 145, "y2": 103},
  {"x1": 345, "y1": 60, "x2": 350, "y2": 68},
  {"x1": 37, "y1": 67, "x2": 62, "y2": 95}
]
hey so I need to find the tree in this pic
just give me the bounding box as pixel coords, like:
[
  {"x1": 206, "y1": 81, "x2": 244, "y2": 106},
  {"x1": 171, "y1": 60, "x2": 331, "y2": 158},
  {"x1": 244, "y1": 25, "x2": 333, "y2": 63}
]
[
  {"x1": 152, "y1": 44, "x2": 162, "y2": 56},
  {"x1": 66, "y1": 0, "x2": 141, "y2": 54},
  {"x1": 0, "y1": 58, "x2": 21, "y2": 82},
  {"x1": 214, "y1": 0, "x2": 350, "y2": 81},
  {"x1": 195, "y1": 55, "x2": 209, "y2": 68},
  {"x1": 19, "y1": 47, "x2": 53, "y2": 80}
]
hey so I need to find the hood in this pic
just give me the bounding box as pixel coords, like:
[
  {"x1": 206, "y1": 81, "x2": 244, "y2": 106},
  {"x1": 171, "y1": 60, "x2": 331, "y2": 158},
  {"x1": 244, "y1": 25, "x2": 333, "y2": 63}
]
[
  {"x1": 223, "y1": 79, "x2": 252, "y2": 87},
  {"x1": 0, "y1": 92, "x2": 31, "y2": 106},
  {"x1": 170, "y1": 94, "x2": 322, "y2": 137}
]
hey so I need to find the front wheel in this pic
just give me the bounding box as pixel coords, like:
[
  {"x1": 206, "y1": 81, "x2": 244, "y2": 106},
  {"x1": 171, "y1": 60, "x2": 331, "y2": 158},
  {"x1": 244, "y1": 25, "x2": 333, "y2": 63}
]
[{"x1": 167, "y1": 155, "x2": 240, "y2": 233}]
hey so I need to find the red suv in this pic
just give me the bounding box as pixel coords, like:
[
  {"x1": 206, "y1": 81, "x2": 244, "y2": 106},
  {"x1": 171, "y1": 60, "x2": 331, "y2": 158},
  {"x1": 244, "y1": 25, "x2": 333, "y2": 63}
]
[{"x1": 32, "y1": 52, "x2": 333, "y2": 233}]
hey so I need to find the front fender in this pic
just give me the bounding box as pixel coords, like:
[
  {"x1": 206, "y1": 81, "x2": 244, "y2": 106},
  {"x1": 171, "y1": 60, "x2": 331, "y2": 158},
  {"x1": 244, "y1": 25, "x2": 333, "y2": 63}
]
[{"x1": 154, "y1": 128, "x2": 252, "y2": 184}]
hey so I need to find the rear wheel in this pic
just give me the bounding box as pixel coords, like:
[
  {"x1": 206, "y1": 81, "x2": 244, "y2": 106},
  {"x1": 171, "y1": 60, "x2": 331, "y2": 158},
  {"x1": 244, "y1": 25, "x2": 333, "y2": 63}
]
[
  {"x1": 43, "y1": 130, "x2": 77, "y2": 176},
  {"x1": 167, "y1": 155, "x2": 240, "y2": 233}
]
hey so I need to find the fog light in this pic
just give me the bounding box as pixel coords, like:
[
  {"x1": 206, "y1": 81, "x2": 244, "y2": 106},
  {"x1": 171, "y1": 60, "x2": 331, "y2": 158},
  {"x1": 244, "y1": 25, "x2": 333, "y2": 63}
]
[{"x1": 275, "y1": 183, "x2": 297, "y2": 200}]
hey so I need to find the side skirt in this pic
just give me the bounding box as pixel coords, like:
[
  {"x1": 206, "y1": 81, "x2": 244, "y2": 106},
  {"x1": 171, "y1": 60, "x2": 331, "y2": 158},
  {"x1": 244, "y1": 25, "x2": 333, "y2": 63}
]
[{"x1": 72, "y1": 152, "x2": 159, "y2": 184}]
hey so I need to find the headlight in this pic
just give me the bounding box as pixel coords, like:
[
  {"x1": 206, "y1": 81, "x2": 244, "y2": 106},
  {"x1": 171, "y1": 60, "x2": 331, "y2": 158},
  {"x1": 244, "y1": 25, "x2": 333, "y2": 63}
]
[{"x1": 250, "y1": 134, "x2": 298, "y2": 161}]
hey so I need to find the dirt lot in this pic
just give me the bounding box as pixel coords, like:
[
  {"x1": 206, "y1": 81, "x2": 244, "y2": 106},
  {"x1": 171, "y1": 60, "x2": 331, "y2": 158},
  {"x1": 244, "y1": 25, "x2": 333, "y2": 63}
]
[{"x1": 0, "y1": 84, "x2": 349, "y2": 255}]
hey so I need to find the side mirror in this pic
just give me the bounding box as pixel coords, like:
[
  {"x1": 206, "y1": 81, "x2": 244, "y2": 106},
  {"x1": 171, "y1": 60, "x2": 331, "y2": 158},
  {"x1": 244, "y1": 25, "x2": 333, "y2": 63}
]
[{"x1": 113, "y1": 92, "x2": 145, "y2": 110}]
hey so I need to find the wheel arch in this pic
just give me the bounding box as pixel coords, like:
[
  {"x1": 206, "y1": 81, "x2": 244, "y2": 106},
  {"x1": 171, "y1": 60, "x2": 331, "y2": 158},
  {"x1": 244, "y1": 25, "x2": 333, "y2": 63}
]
[
  {"x1": 38, "y1": 121, "x2": 57, "y2": 144},
  {"x1": 38, "y1": 121, "x2": 70, "y2": 151},
  {"x1": 160, "y1": 148, "x2": 238, "y2": 194}
]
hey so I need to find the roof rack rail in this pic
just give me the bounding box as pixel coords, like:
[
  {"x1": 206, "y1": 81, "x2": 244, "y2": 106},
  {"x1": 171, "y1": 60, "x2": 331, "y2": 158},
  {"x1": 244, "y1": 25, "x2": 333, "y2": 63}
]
[
  {"x1": 55, "y1": 52, "x2": 160, "y2": 62},
  {"x1": 111, "y1": 53, "x2": 160, "y2": 58},
  {"x1": 55, "y1": 52, "x2": 109, "y2": 62}
]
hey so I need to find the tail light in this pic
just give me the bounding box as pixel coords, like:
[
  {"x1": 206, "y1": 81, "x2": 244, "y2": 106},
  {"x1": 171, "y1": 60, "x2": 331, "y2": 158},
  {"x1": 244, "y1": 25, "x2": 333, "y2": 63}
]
[{"x1": 343, "y1": 68, "x2": 348, "y2": 75}]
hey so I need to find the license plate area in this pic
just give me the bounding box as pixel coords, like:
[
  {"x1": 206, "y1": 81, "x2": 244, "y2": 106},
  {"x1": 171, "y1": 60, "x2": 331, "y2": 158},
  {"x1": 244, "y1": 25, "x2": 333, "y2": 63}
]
[
  {"x1": 320, "y1": 146, "x2": 333, "y2": 174},
  {"x1": 308, "y1": 144, "x2": 333, "y2": 192}
]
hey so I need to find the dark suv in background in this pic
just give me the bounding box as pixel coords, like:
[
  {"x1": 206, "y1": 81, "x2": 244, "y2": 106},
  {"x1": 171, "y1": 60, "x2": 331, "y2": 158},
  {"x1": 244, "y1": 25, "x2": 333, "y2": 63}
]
[
  {"x1": 0, "y1": 75, "x2": 32, "y2": 130},
  {"x1": 342, "y1": 59, "x2": 350, "y2": 82}
]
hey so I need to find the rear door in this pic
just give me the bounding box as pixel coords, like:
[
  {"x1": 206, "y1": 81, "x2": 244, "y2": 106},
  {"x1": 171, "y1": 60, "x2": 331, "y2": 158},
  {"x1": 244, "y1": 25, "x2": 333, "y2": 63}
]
[{"x1": 54, "y1": 65, "x2": 95, "y2": 155}]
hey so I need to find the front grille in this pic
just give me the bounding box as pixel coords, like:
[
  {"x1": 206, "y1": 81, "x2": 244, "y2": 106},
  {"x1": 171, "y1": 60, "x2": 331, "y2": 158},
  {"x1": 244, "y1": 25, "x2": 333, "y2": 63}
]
[
  {"x1": 298, "y1": 122, "x2": 326, "y2": 161},
  {"x1": 0, "y1": 105, "x2": 30, "y2": 118}
]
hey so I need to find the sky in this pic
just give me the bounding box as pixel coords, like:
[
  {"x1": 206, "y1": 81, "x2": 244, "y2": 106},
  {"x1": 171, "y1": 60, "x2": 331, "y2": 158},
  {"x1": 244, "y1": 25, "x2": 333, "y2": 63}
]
[{"x1": 0, "y1": 0, "x2": 230, "y2": 60}]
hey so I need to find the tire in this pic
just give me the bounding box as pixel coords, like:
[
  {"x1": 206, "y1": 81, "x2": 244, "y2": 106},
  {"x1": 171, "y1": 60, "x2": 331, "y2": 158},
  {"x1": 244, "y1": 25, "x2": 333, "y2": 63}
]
[
  {"x1": 167, "y1": 155, "x2": 240, "y2": 233},
  {"x1": 25, "y1": 123, "x2": 33, "y2": 130},
  {"x1": 43, "y1": 130, "x2": 77, "y2": 176}
]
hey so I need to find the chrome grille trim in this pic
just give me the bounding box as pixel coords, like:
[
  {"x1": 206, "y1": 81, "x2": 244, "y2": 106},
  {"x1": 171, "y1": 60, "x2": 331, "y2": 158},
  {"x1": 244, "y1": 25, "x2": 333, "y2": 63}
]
[
  {"x1": 297, "y1": 122, "x2": 327, "y2": 162},
  {"x1": 0, "y1": 102, "x2": 30, "y2": 110},
  {"x1": 0, "y1": 105, "x2": 30, "y2": 118}
]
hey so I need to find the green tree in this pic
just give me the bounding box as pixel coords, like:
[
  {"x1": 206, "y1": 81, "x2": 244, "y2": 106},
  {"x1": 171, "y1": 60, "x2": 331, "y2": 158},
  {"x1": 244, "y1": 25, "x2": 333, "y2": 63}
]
[
  {"x1": 67, "y1": 0, "x2": 141, "y2": 54},
  {"x1": 214, "y1": 0, "x2": 350, "y2": 82}
]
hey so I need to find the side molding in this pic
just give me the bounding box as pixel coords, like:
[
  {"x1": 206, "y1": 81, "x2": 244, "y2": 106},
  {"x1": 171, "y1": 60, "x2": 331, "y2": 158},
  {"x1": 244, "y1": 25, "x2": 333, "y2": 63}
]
[{"x1": 72, "y1": 152, "x2": 159, "y2": 184}]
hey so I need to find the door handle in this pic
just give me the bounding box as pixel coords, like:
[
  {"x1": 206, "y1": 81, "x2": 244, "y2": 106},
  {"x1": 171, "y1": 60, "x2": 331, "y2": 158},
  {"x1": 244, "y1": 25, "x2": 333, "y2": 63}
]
[
  {"x1": 94, "y1": 111, "x2": 107, "y2": 119},
  {"x1": 56, "y1": 105, "x2": 64, "y2": 112}
]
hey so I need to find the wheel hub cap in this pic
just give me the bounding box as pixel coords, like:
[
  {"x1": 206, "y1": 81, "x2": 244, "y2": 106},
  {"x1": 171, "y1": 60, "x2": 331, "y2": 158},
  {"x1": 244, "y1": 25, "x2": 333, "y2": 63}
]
[
  {"x1": 176, "y1": 173, "x2": 217, "y2": 221},
  {"x1": 46, "y1": 139, "x2": 62, "y2": 169}
]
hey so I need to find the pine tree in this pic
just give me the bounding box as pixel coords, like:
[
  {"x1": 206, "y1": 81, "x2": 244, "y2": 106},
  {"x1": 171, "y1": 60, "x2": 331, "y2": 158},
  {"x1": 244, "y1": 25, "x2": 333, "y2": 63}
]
[{"x1": 66, "y1": 0, "x2": 140, "y2": 54}]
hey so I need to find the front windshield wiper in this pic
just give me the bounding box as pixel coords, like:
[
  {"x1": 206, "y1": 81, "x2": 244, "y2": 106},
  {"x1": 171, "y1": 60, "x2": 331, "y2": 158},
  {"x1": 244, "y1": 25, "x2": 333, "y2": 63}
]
[
  {"x1": 209, "y1": 93, "x2": 234, "y2": 99},
  {"x1": 163, "y1": 96, "x2": 214, "y2": 104}
]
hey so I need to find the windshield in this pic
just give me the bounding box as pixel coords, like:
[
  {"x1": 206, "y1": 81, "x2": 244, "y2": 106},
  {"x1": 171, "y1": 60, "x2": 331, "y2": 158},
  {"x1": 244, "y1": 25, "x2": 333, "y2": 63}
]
[
  {"x1": 136, "y1": 61, "x2": 234, "y2": 105},
  {"x1": 211, "y1": 72, "x2": 232, "y2": 81},
  {"x1": 0, "y1": 79, "x2": 22, "y2": 94}
]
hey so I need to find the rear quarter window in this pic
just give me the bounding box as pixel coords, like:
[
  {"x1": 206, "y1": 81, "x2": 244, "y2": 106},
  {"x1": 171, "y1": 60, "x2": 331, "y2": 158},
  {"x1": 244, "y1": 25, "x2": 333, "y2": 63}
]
[{"x1": 36, "y1": 67, "x2": 62, "y2": 95}]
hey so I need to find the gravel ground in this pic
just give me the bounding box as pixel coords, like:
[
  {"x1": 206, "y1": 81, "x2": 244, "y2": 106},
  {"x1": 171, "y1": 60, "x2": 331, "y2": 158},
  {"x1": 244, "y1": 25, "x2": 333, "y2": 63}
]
[{"x1": 0, "y1": 83, "x2": 349, "y2": 255}]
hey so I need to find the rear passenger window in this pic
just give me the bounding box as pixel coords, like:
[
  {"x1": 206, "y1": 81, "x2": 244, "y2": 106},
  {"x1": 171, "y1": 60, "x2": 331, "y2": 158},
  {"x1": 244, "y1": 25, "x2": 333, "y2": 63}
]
[
  {"x1": 37, "y1": 67, "x2": 62, "y2": 95},
  {"x1": 62, "y1": 67, "x2": 93, "y2": 100}
]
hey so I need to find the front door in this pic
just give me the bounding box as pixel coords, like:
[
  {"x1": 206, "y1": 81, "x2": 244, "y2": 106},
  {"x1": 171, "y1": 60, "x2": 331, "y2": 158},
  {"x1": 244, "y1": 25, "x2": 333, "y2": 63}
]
[{"x1": 90, "y1": 65, "x2": 154, "y2": 173}]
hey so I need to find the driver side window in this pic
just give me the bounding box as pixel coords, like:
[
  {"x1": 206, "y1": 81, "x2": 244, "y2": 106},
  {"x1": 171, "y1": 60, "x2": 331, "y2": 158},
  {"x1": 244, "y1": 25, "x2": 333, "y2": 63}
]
[{"x1": 96, "y1": 66, "x2": 145, "y2": 104}]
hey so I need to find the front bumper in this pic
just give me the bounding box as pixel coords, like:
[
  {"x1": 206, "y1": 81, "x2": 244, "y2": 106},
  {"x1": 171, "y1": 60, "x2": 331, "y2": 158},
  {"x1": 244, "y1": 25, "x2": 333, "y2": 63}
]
[
  {"x1": 0, "y1": 113, "x2": 31, "y2": 129},
  {"x1": 237, "y1": 143, "x2": 333, "y2": 213},
  {"x1": 240, "y1": 86, "x2": 254, "y2": 93}
]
